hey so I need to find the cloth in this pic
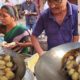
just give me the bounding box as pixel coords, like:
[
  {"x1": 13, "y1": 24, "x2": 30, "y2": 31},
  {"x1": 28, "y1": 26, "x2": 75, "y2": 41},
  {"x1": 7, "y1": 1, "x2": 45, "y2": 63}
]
[
  {"x1": 32, "y1": 2, "x2": 78, "y2": 50},
  {"x1": 20, "y1": 1, "x2": 37, "y2": 28},
  {"x1": 4, "y1": 24, "x2": 30, "y2": 54}
]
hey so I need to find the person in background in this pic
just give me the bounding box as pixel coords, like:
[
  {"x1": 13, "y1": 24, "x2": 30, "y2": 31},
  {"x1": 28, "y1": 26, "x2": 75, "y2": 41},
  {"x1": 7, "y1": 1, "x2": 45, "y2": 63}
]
[
  {"x1": 43, "y1": 1, "x2": 49, "y2": 10},
  {"x1": 31, "y1": 0, "x2": 79, "y2": 56},
  {"x1": 0, "y1": 5, "x2": 32, "y2": 55},
  {"x1": 20, "y1": 0, "x2": 38, "y2": 30},
  {"x1": 5, "y1": 0, "x2": 14, "y2": 6}
]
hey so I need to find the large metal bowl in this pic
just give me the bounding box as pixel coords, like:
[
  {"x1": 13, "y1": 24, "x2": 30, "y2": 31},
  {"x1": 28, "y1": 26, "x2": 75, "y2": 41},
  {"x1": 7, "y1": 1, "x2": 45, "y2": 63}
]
[
  {"x1": 0, "y1": 46, "x2": 26, "y2": 80},
  {"x1": 35, "y1": 42, "x2": 80, "y2": 80}
]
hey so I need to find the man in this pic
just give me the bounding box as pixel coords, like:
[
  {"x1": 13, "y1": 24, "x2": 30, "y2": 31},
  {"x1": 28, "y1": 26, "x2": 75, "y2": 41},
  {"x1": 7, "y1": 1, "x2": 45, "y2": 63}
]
[
  {"x1": 31, "y1": 0, "x2": 79, "y2": 56},
  {"x1": 20, "y1": 0, "x2": 38, "y2": 30}
]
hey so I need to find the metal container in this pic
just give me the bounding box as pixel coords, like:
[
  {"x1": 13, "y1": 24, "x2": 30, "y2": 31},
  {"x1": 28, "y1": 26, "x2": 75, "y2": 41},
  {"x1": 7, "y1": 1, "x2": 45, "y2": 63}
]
[
  {"x1": 0, "y1": 46, "x2": 26, "y2": 80},
  {"x1": 0, "y1": 46, "x2": 34, "y2": 80},
  {"x1": 35, "y1": 42, "x2": 80, "y2": 80}
]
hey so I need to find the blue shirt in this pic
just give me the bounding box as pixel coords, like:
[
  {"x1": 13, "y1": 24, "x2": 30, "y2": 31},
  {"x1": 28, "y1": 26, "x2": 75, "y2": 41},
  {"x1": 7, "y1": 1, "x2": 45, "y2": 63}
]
[
  {"x1": 21, "y1": 1, "x2": 37, "y2": 25},
  {"x1": 32, "y1": 2, "x2": 78, "y2": 50}
]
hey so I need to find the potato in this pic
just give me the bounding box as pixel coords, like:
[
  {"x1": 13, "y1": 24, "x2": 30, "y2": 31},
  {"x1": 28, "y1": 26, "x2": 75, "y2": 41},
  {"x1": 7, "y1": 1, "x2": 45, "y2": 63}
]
[
  {"x1": 66, "y1": 60, "x2": 76, "y2": 70},
  {"x1": 4, "y1": 55, "x2": 11, "y2": 62},
  {"x1": 66, "y1": 60, "x2": 71, "y2": 66},
  {"x1": 0, "y1": 60, "x2": 5, "y2": 66},
  {"x1": 63, "y1": 49, "x2": 80, "y2": 80},
  {"x1": 6, "y1": 71, "x2": 15, "y2": 80},
  {"x1": 0, "y1": 54, "x2": 15, "y2": 80},
  {"x1": 4, "y1": 68, "x2": 11, "y2": 73},
  {"x1": 68, "y1": 68, "x2": 75, "y2": 76},
  {"x1": 72, "y1": 72, "x2": 79, "y2": 80},
  {"x1": 66, "y1": 62, "x2": 74, "y2": 70},
  {"x1": 0, "y1": 65, "x2": 6, "y2": 70},
  {"x1": 0, "y1": 70, "x2": 5, "y2": 76},
  {"x1": 68, "y1": 56, "x2": 74, "y2": 60},
  {"x1": 6, "y1": 62, "x2": 13, "y2": 68},
  {"x1": 0, "y1": 76, "x2": 8, "y2": 80}
]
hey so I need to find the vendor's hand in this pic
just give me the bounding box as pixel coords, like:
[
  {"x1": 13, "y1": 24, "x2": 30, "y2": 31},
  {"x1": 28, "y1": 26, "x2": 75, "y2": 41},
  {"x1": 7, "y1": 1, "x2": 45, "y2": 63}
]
[{"x1": 39, "y1": 51, "x2": 46, "y2": 56}]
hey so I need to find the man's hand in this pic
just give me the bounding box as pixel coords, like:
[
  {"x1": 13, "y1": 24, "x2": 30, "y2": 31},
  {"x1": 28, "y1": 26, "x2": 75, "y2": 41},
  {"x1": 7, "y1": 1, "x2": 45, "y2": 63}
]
[
  {"x1": 39, "y1": 51, "x2": 47, "y2": 56},
  {"x1": 24, "y1": 10, "x2": 29, "y2": 14},
  {"x1": 24, "y1": 10, "x2": 37, "y2": 16}
]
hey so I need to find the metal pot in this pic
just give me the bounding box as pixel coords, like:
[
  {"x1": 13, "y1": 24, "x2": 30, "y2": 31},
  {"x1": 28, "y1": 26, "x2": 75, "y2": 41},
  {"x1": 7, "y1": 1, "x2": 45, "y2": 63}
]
[
  {"x1": 0, "y1": 46, "x2": 35, "y2": 80},
  {"x1": 35, "y1": 42, "x2": 80, "y2": 80},
  {"x1": 0, "y1": 46, "x2": 26, "y2": 80}
]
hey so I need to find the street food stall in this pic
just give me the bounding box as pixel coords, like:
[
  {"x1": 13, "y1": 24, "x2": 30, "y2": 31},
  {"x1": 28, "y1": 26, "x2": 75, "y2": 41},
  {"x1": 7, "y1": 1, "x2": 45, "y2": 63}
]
[
  {"x1": 0, "y1": 42, "x2": 80, "y2": 80},
  {"x1": 0, "y1": 43, "x2": 39, "y2": 80},
  {"x1": 0, "y1": 46, "x2": 26, "y2": 80}
]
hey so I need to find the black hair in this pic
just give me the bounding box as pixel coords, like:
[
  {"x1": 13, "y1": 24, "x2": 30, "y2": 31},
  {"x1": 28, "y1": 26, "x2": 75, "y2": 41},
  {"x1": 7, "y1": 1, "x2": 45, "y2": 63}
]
[
  {"x1": 1, "y1": 5, "x2": 16, "y2": 19},
  {"x1": 47, "y1": 0, "x2": 62, "y2": 3}
]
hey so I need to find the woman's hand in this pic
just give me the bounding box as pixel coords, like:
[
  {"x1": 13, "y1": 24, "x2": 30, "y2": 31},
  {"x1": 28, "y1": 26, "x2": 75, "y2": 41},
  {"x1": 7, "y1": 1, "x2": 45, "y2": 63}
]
[
  {"x1": 2, "y1": 42, "x2": 23, "y2": 53},
  {"x1": 16, "y1": 42, "x2": 25, "y2": 47},
  {"x1": 2, "y1": 42, "x2": 16, "y2": 48}
]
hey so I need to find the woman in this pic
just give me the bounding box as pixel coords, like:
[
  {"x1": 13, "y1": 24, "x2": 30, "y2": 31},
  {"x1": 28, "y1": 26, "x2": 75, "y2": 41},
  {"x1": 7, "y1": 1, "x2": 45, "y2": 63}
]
[{"x1": 0, "y1": 5, "x2": 32, "y2": 54}]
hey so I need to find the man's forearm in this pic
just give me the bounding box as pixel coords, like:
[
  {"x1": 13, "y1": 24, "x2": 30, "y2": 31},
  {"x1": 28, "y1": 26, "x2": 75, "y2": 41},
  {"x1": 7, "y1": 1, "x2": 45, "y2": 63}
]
[{"x1": 31, "y1": 35, "x2": 44, "y2": 56}]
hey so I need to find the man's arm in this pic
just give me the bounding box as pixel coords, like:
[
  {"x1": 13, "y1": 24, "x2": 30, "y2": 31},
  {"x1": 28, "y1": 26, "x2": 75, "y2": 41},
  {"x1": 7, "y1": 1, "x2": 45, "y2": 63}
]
[{"x1": 31, "y1": 35, "x2": 44, "y2": 56}]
